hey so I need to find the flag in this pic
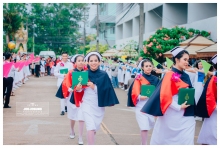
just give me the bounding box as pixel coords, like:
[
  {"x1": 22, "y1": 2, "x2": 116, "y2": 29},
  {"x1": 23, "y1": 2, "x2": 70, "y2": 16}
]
[
  {"x1": 201, "y1": 60, "x2": 211, "y2": 76},
  {"x1": 102, "y1": 57, "x2": 107, "y2": 61},
  {"x1": 3, "y1": 62, "x2": 13, "y2": 78},
  {"x1": 166, "y1": 57, "x2": 174, "y2": 69},
  {"x1": 108, "y1": 60, "x2": 113, "y2": 64},
  {"x1": 18, "y1": 62, "x2": 26, "y2": 70},
  {"x1": 152, "y1": 58, "x2": 160, "y2": 67},
  {"x1": 29, "y1": 53, "x2": 34, "y2": 59},
  {"x1": 13, "y1": 62, "x2": 21, "y2": 69}
]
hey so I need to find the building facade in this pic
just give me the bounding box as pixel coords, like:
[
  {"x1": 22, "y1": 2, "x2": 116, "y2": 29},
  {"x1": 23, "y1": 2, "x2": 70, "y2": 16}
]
[
  {"x1": 90, "y1": 3, "x2": 116, "y2": 47},
  {"x1": 115, "y1": 3, "x2": 217, "y2": 50}
]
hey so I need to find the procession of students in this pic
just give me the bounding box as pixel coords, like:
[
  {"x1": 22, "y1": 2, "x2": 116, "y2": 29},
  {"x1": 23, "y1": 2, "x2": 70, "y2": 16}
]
[
  {"x1": 3, "y1": 52, "x2": 33, "y2": 108},
  {"x1": 53, "y1": 47, "x2": 217, "y2": 145}
]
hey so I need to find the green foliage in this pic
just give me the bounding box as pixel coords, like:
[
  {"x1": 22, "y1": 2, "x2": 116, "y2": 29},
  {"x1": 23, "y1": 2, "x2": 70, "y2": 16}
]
[
  {"x1": 86, "y1": 34, "x2": 96, "y2": 45},
  {"x1": 140, "y1": 26, "x2": 211, "y2": 59},
  {"x1": 3, "y1": 3, "x2": 27, "y2": 42},
  {"x1": 78, "y1": 45, "x2": 90, "y2": 55},
  {"x1": 3, "y1": 3, "x2": 88, "y2": 54},
  {"x1": 86, "y1": 44, "x2": 108, "y2": 54},
  {"x1": 28, "y1": 3, "x2": 88, "y2": 55},
  {"x1": 11, "y1": 48, "x2": 19, "y2": 53}
]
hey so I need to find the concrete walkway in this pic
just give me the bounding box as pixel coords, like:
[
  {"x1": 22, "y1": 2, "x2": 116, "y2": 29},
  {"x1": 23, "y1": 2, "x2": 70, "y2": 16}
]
[{"x1": 3, "y1": 76, "x2": 203, "y2": 145}]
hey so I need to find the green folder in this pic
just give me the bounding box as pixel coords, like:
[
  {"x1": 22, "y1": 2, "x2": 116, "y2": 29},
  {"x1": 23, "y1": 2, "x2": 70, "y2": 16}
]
[
  {"x1": 72, "y1": 71, "x2": 88, "y2": 87},
  {"x1": 60, "y1": 68, "x2": 68, "y2": 74},
  {"x1": 141, "y1": 85, "x2": 156, "y2": 98},
  {"x1": 178, "y1": 88, "x2": 195, "y2": 105}
]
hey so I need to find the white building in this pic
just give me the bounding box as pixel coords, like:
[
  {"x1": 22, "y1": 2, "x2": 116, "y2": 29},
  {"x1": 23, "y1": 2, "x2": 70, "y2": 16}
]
[
  {"x1": 115, "y1": 3, "x2": 217, "y2": 50},
  {"x1": 89, "y1": 3, "x2": 116, "y2": 47}
]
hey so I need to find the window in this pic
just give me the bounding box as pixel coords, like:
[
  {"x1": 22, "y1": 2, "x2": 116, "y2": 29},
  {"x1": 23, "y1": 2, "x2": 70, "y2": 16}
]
[{"x1": 110, "y1": 27, "x2": 115, "y2": 34}]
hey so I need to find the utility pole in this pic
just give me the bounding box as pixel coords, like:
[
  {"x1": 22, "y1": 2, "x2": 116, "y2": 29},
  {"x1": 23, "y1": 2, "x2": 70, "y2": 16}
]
[
  {"x1": 33, "y1": 21, "x2": 35, "y2": 54},
  {"x1": 83, "y1": 9, "x2": 86, "y2": 55},
  {"x1": 138, "y1": 3, "x2": 144, "y2": 56},
  {"x1": 96, "y1": 3, "x2": 99, "y2": 52}
]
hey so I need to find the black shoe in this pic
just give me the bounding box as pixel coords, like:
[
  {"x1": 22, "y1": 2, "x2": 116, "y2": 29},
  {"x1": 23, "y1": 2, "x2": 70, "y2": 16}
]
[
  {"x1": 4, "y1": 105, "x2": 11, "y2": 108},
  {"x1": 60, "y1": 111, "x2": 65, "y2": 115},
  {"x1": 65, "y1": 106, "x2": 67, "y2": 112}
]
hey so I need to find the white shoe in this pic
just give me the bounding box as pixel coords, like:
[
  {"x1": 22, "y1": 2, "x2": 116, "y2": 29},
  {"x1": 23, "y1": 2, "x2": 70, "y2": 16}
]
[
  {"x1": 78, "y1": 138, "x2": 83, "y2": 145},
  {"x1": 120, "y1": 87, "x2": 124, "y2": 89},
  {"x1": 14, "y1": 85, "x2": 19, "y2": 89},
  {"x1": 17, "y1": 83, "x2": 22, "y2": 86},
  {"x1": 69, "y1": 133, "x2": 75, "y2": 139},
  {"x1": 125, "y1": 89, "x2": 128, "y2": 91}
]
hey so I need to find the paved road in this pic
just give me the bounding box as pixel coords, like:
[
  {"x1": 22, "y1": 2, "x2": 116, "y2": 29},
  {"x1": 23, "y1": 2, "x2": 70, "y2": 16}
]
[{"x1": 3, "y1": 76, "x2": 202, "y2": 145}]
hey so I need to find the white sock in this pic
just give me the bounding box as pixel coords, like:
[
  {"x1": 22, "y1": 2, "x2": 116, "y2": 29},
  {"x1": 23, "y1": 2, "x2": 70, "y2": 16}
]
[{"x1": 60, "y1": 99, "x2": 65, "y2": 112}]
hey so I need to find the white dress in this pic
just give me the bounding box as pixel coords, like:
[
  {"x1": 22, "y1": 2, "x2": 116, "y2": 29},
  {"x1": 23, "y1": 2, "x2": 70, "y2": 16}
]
[
  {"x1": 106, "y1": 67, "x2": 112, "y2": 79},
  {"x1": 24, "y1": 65, "x2": 29, "y2": 77},
  {"x1": 124, "y1": 66, "x2": 131, "y2": 85},
  {"x1": 40, "y1": 61, "x2": 45, "y2": 73},
  {"x1": 150, "y1": 95, "x2": 196, "y2": 145},
  {"x1": 197, "y1": 108, "x2": 217, "y2": 145},
  {"x1": 66, "y1": 92, "x2": 84, "y2": 121},
  {"x1": 117, "y1": 64, "x2": 122, "y2": 83},
  {"x1": 136, "y1": 96, "x2": 155, "y2": 130},
  {"x1": 18, "y1": 69, "x2": 23, "y2": 82},
  {"x1": 14, "y1": 71, "x2": 20, "y2": 84},
  {"x1": 194, "y1": 71, "x2": 204, "y2": 104},
  {"x1": 81, "y1": 86, "x2": 105, "y2": 131},
  {"x1": 119, "y1": 65, "x2": 125, "y2": 83}
]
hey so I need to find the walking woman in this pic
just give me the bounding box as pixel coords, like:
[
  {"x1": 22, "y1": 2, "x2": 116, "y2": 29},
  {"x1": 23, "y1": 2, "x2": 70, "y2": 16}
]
[
  {"x1": 141, "y1": 47, "x2": 196, "y2": 145},
  {"x1": 127, "y1": 59, "x2": 159, "y2": 145},
  {"x1": 75, "y1": 51, "x2": 119, "y2": 145},
  {"x1": 60, "y1": 54, "x2": 86, "y2": 144},
  {"x1": 196, "y1": 54, "x2": 217, "y2": 145}
]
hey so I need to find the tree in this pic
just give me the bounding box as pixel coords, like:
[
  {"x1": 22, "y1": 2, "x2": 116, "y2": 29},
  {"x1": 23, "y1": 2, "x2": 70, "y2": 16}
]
[
  {"x1": 86, "y1": 34, "x2": 96, "y2": 44},
  {"x1": 140, "y1": 26, "x2": 212, "y2": 59},
  {"x1": 27, "y1": 3, "x2": 88, "y2": 55},
  {"x1": 86, "y1": 44, "x2": 108, "y2": 54},
  {"x1": 3, "y1": 3, "x2": 27, "y2": 43}
]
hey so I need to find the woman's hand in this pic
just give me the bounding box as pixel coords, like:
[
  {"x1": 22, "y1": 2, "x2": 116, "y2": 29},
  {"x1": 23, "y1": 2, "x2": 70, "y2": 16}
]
[
  {"x1": 181, "y1": 101, "x2": 190, "y2": 109},
  {"x1": 87, "y1": 82, "x2": 95, "y2": 90},
  {"x1": 76, "y1": 83, "x2": 82, "y2": 91},
  {"x1": 68, "y1": 87, "x2": 73, "y2": 92},
  {"x1": 140, "y1": 96, "x2": 148, "y2": 100}
]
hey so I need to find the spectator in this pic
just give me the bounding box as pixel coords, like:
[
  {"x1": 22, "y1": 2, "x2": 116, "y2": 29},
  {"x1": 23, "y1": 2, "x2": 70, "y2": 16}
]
[
  {"x1": 34, "y1": 55, "x2": 40, "y2": 78},
  {"x1": 46, "y1": 56, "x2": 52, "y2": 76},
  {"x1": 3, "y1": 52, "x2": 16, "y2": 108},
  {"x1": 111, "y1": 58, "x2": 119, "y2": 88}
]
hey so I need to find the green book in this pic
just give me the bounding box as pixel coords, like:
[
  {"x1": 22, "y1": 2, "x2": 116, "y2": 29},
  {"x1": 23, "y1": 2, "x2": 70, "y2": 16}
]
[
  {"x1": 141, "y1": 85, "x2": 156, "y2": 98},
  {"x1": 60, "y1": 68, "x2": 68, "y2": 74},
  {"x1": 72, "y1": 71, "x2": 88, "y2": 87},
  {"x1": 178, "y1": 88, "x2": 195, "y2": 105}
]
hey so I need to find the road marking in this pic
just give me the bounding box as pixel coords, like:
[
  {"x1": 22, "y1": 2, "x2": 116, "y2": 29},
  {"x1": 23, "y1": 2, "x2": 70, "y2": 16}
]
[
  {"x1": 5, "y1": 119, "x2": 56, "y2": 136},
  {"x1": 101, "y1": 122, "x2": 118, "y2": 145},
  {"x1": 25, "y1": 124, "x2": 38, "y2": 135},
  {"x1": 101, "y1": 122, "x2": 112, "y2": 134}
]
